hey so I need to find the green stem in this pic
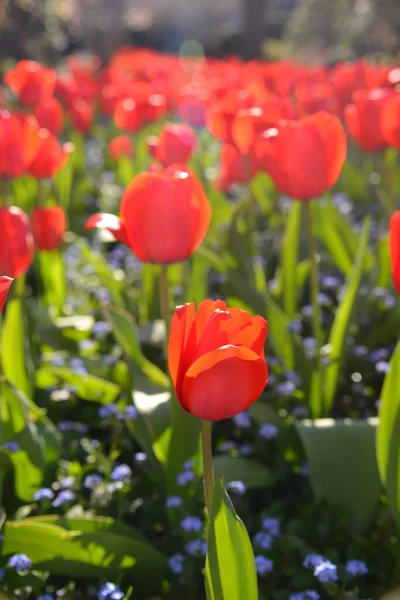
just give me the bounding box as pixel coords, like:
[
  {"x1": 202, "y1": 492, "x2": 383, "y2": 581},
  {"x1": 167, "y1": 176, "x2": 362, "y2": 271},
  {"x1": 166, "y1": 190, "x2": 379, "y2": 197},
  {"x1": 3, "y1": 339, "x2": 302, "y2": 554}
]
[
  {"x1": 181, "y1": 260, "x2": 190, "y2": 303},
  {"x1": 201, "y1": 420, "x2": 214, "y2": 516},
  {"x1": 159, "y1": 264, "x2": 170, "y2": 358},
  {"x1": 304, "y1": 200, "x2": 323, "y2": 372}
]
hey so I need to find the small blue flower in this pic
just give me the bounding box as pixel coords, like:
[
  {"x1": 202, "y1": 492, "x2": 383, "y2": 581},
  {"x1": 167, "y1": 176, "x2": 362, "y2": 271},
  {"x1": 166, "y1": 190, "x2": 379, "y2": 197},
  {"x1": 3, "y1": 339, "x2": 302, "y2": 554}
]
[
  {"x1": 97, "y1": 582, "x2": 124, "y2": 600},
  {"x1": 38, "y1": 595, "x2": 54, "y2": 600},
  {"x1": 124, "y1": 405, "x2": 138, "y2": 420},
  {"x1": 284, "y1": 370, "x2": 302, "y2": 386},
  {"x1": 2, "y1": 441, "x2": 19, "y2": 453},
  {"x1": 110, "y1": 464, "x2": 131, "y2": 481},
  {"x1": 219, "y1": 441, "x2": 238, "y2": 453},
  {"x1": 134, "y1": 452, "x2": 147, "y2": 464},
  {"x1": 166, "y1": 496, "x2": 183, "y2": 509},
  {"x1": 176, "y1": 470, "x2": 195, "y2": 486},
  {"x1": 287, "y1": 319, "x2": 302, "y2": 334},
  {"x1": 369, "y1": 348, "x2": 390, "y2": 362},
  {"x1": 185, "y1": 538, "x2": 207, "y2": 556},
  {"x1": 227, "y1": 480, "x2": 246, "y2": 495},
  {"x1": 233, "y1": 411, "x2": 251, "y2": 428},
  {"x1": 290, "y1": 591, "x2": 320, "y2": 600},
  {"x1": 376, "y1": 361, "x2": 390, "y2": 374},
  {"x1": 83, "y1": 474, "x2": 104, "y2": 489},
  {"x1": 98, "y1": 404, "x2": 119, "y2": 419},
  {"x1": 33, "y1": 487, "x2": 54, "y2": 502},
  {"x1": 353, "y1": 345, "x2": 368, "y2": 357},
  {"x1": 180, "y1": 516, "x2": 203, "y2": 533},
  {"x1": 183, "y1": 460, "x2": 193, "y2": 470},
  {"x1": 302, "y1": 305, "x2": 314, "y2": 318},
  {"x1": 314, "y1": 560, "x2": 338, "y2": 583},
  {"x1": 59, "y1": 476, "x2": 75, "y2": 489},
  {"x1": 239, "y1": 443, "x2": 253, "y2": 456},
  {"x1": 253, "y1": 531, "x2": 273, "y2": 550},
  {"x1": 169, "y1": 553, "x2": 185, "y2": 574},
  {"x1": 52, "y1": 490, "x2": 75, "y2": 507},
  {"x1": 303, "y1": 554, "x2": 325, "y2": 569},
  {"x1": 345, "y1": 560, "x2": 368, "y2": 576},
  {"x1": 8, "y1": 553, "x2": 32, "y2": 572},
  {"x1": 276, "y1": 381, "x2": 296, "y2": 396},
  {"x1": 57, "y1": 420, "x2": 75, "y2": 432},
  {"x1": 255, "y1": 555, "x2": 273, "y2": 575},
  {"x1": 321, "y1": 275, "x2": 340, "y2": 289},
  {"x1": 262, "y1": 517, "x2": 280, "y2": 537},
  {"x1": 259, "y1": 424, "x2": 278, "y2": 440}
]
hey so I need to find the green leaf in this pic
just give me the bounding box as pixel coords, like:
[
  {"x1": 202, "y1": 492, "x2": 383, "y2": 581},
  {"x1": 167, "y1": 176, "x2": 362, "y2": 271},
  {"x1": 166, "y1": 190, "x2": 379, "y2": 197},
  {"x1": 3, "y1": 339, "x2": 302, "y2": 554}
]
[
  {"x1": 377, "y1": 340, "x2": 400, "y2": 530},
  {"x1": 38, "y1": 251, "x2": 66, "y2": 316},
  {"x1": 296, "y1": 418, "x2": 380, "y2": 532},
  {"x1": 36, "y1": 366, "x2": 120, "y2": 404},
  {"x1": 104, "y1": 304, "x2": 169, "y2": 388},
  {"x1": 0, "y1": 379, "x2": 27, "y2": 442},
  {"x1": 265, "y1": 292, "x2": 294, "y2": 370},
  {"x1": 281, "y1": 201, "x2": 302, "y2": 318},
  {"x1": 1, "y1": 277, "x2": 31, "y2": 398},
  {"x1": 3, "y1": 518, "x2": 167, "y2": 591},
  {"x1": 376, "y1": 233, "x2": 391, "y2": 289},
  {"x1": 73, "y1": 236, "x2": 125, "y2": 307},
  {"x1": 323, "y1": 216, "x2": 370, "y2": 416},
  {"x1": 313, "y1": 202, "x2": 354, "y2": 276},
  {"x1": 213, "y1": 456, "x2": 273, "y2": 489},
  {"x1": 205, "y1": 472, "x2": 258, "y2": 600}
]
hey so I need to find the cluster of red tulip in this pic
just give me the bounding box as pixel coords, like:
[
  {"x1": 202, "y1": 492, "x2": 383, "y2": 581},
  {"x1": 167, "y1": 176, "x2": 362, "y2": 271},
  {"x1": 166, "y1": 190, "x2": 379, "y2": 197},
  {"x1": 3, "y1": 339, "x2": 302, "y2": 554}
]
[{"x1": 2, "y1": 50, "x2": 400, "y2": 421}]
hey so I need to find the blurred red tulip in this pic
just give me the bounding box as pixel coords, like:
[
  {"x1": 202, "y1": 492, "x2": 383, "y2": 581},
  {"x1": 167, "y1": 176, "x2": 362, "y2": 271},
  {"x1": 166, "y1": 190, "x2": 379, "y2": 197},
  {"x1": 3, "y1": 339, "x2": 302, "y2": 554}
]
[
  {"x1": 216, "y1": 144, "x2": 257, "y2": 192},
  {"x1": 69, "y1": 101, "x2": 93, "y2": 133},
  {"x1": 86, "y1": 166, "x2": 211, "y2": 264},
  {"x1": 114, "y1": 98, "x2": 139, "y2": 132},
  {"x1": 4, "y1": 60, "x2": 56, "y2": 106},
  {"x1": 344, "y1": 88, "x2": 392, "y2": 152},
  {"x1": 31, "y1": 207, "x2": 67, "y2": 251},
  {"x1": 0, "y1": 111, "x2": 41, "y2": 178},
  {"x1": 390, "y1": 211, "x2": 400, "y2": 295},
  {"x1": 232, "y1": 106, "x2": 281, "y2": 156},
  {"x1": 153, "y1": 123, "x2": 197, "y2": 167},
  {"x1": 207, "y1": 90, "x2": 251, "y2": 144},
  {"x1": 259, "y1": 111, "x2": 347, "y2": 200},
  {"x1": 34, "y1": 96, "x2": 64, "y2": 136},
  {"x1": 381, "y1": 94, "x2": 400, "y2": 151},
  {"x1": 168, "y1": 300, "x2": 268, "y2": 421},
  {"x1": 28, "y1": 130, "x2": 69, "y2": 179},
  {"x1": 0, "y1": 207, "x2": 33, "y2": 278},
  {"x1": 108, "y1": 135, "x2": 134, "y2": 160},
  {"x1": 0, "y1": 276, "x2": 13, "y2": 313}
]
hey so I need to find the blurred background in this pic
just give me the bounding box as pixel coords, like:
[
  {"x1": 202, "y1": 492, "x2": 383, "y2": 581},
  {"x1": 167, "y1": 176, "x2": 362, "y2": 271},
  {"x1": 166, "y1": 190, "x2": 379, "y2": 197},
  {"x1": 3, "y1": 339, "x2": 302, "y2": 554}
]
[{"x1": 1, "y1": 0, "x2": 400, "y2": 64}]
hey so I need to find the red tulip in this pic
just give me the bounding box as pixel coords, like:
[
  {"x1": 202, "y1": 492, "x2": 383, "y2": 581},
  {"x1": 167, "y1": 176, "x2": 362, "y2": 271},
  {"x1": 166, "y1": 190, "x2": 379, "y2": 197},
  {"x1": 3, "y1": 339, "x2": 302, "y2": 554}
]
[
  {"x1": 216, "y1": 144, "x2": 257, "y2": 192},
  {"x1": 231, "y1": 104, "x2": 284, "y2": 156},
  {"x1": 344, "y1": 88, "x2": 392, "y2": 152},
  {"x1": 86, "y1": 166, "x2": 211, "y2": 264},
  {"x1": 28, "y1": 130, "x2": 69, "y2": 179},
  {"x1": 390, "y1": 211, "x2": 400, "y2": 295},
  {"x1": 207, "y1": 90, "x2": 252, "y2": 144},
  {"x1": 114, "y1": 98, "x2": 139, "y2": 132},
  {"x1": 108, "y1": 135, "x2": 134, "y2": 160},
  {"x1": 0, "y1": 276, "x2": 13, "y2": 313},
  {"x1": 258, "y1": 111, "x2": 347, "y2": 200},
  {"x1": 0, "y1": 111, "x2": 41, "y2": 178},
  {"x1": 0, "y1": 207, "x2": 33, "y2": 278},
  {"x1": 69, "y1": 101, "x2": 93, "y2": 133},
  {"x1": 4, "y1": 60, "x2": 56, "y2": 106},
  {"x1": 168, "y1": 300, "x2": 268, "y2": 421},
  {"x1": 153, "y1": 123, "x2": 197, "y2": 167},
  {"x1": 34, "y1": 96, "x2": 64, "y2": 136},
  {"x1": 381, "y1": 94, "x2": 400, "y2": 150},
  {"x1": 31, "y1": 206, "x2": 67, "y2": 251}
]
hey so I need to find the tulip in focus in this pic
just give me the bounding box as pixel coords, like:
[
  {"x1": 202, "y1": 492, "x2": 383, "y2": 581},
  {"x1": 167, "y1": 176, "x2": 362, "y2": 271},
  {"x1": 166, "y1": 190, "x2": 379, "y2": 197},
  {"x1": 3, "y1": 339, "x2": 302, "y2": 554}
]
[
  {"x1": 108, "y1": 135, "x2": 134, "y2": 160},
  {"x1": 389, "y1": 211, "x2": 400, "y2": 295},
  {"x1": 86, "y1": 166, "x2": 211, "y2": 264},
  {"x1": 4, "y1": 60, "x2": 56, "y2": 106},
  {"x1": 0, "y1": 207, "x2": 33, "y2": 278},
  {"x1": 32, "y1": 207, "x2": 67, "y2": 251},
  {"x1": 258, "y1": 111, "x2": 347, "y2": 200},
  {"x1": 344, "y1": 88, "x2": 392, "y2": 152},
  {"x1": 0, "y1": 277, "x2": 13, "y2": 313},
  {"x1": 168, "y1": 300, "x2": 268, "y2": 421},
  {"x1": 152, "y1": 123, "x2": 197, "y2": 167}
]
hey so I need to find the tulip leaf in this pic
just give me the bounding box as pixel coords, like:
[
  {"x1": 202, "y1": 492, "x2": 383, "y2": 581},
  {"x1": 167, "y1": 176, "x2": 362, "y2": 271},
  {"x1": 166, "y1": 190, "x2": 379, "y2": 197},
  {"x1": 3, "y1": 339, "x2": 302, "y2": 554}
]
[
  {"x1": 377, "y1": 340, "x2": 400, "y2": 531},
  {"x1": 281, "y1": 200, "x2": 302, "y2": 319},
  {"x1": 213, "y1": 456, "x2": 274, "y2": 489},
  {"x1": 104, "y1": 304, "x2": 170, "y2": 388},
  {"x1": 1, "y1": 277, "x2": 31, "y2": 398},
  {"x1": 73, "y1": 236, "x2": 125, "y2": 307},
  {"x1": 36, "y1": 366, "x2": 121, "y2": 404},
  {"x1": 323, "y1": 216, "x2": 370, "y2": 415},
  {"x1": 38, "y1": 250, "x2": 66, "y2": 316},
  {"x1": 313, "y1": 202, "x2": 354, "y2": 276},
  {"x1": 297, "y1": 417, "x2": 380, "y2": 532},
  {"x1": 0, "y1": 378, "x2": 27, "y2": 442},
  {"x1": 376, "y1": 232, "x2": 391, "y2": 289},
  {"x1": 3, "y1": 517, "x2": 167, "y2": 590},
  {"x1": 205, "y1": 472, "x2": 258, "y2": 600}
]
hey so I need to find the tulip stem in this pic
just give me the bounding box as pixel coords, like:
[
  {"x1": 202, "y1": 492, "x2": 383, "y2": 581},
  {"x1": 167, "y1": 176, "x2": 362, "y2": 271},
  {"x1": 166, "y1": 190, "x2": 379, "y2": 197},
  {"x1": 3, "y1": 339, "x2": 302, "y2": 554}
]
[
  {"x1": 201, "y1": 420, "x2": 214, "y2": 516},
  {"x1": 304, "y1": 200, "x2": 323, "y2": 373},
  {"x1": 159, "y1": 264, "x2": 170, "y2": 358}
]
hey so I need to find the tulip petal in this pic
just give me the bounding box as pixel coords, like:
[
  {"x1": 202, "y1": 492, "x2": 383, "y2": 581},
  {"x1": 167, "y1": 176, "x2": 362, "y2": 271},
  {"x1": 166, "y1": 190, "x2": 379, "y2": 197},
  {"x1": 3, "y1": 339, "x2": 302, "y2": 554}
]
[
  {"x1": 0, "y1": 276, "x2": 13, "y2": 313},
  {"x1": 230, "y1": 315, "x2": 268, "y2": 356},
  {"x1": 85, "y1": 213, "x2": 130, "y2": 246},
  {"x1": 182, "y1": 344, "x2": 268, "y2": 421},
  {"x1": 390, "y1": 211, "x2": 400, "y2": 295},
  {"x1": 168, "y1": 302, "x2": 195, "y2": 389}
]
